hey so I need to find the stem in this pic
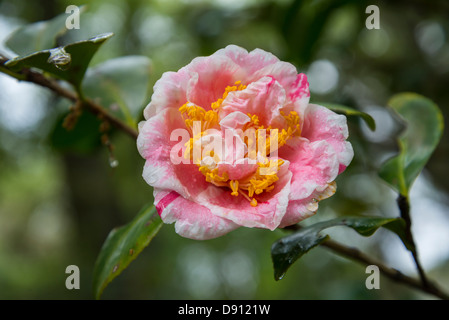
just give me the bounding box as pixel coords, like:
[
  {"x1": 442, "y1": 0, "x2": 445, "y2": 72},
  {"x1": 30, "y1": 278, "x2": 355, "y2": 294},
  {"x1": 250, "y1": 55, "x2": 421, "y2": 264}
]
[
  {"x1": 0, "y1": 64, "x2": 26, "y2": 80},
  {"x1": 397, "y1": 194, "x2": 430, "y2": 288},
  {"x1": 0, "y1": 56, "x2": 138, "y2": 140},
  {"x1": 284, "y1": 224, "x2": 449, "y2": 300},
  {"x1": 321, "y1": 240, "x2": 449, "y2": 300}
]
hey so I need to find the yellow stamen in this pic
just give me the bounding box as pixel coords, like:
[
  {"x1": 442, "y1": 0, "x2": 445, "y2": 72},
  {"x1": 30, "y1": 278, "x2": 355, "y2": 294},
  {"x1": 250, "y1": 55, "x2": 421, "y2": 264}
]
[
  {"x1": 211, "y1": 81, "x2": 247, "y2": 110},
  {"x1": 230, "y1": 180, "x2": 239, "y2": 196},
  {"x1": 250, "y1": 198, "x2": 258, "y2": 207},
  {"x1": 179, "y1": 103, "x2": 219, "y2": 132}
]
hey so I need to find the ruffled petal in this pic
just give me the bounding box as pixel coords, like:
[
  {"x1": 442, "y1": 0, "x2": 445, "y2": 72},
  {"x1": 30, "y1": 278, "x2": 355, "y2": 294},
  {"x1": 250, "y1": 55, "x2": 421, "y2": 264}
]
[
  {"x1": 185, "y1": 55, "x2": 245, "y2": 109},
  {"x1": 279, "y1": 182, "x2": 336, "y2": 228},
  {"x1": 137, "y1": 108, "x2": 210, "y2": 199},
  {"x1": 154, "y1": 189, "x2": 240, "y2": 240},
  {"x1": 143, "y1": 69, "x2": 190, "y2": 119},
  {"x1": 215, "y1": 45, "x2": 280, "y2": 79},
  {"x1": 194, "y1": 160, "x2": 292, "y2": 230},
  {"x1": 219, "y1": 76, "x2": 286, "y2": 127},
  {"x1": 301, "y1": 104, "x2": 354, "y2": 171},
  {"x1": 219, "y1": 111, "x2": 251, "y2": 129},
  {"x1": 254, "y1": 61, "x2": 310, "y2": 108},
  {"x1": 279, "y1": 137, "x2": 339, "y2": 201},
  {"x1": 217, "y1": 158, "x2": 258, "y2": 181}
]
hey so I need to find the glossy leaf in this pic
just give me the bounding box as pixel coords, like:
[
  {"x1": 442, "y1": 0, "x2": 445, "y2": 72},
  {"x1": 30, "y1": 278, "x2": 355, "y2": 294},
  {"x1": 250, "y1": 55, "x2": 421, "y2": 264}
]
[
  {"x1": 319, "y1": 102, "x2": 376, "y2": 131},
  {"x1": 5, "y1": 33, "x2": 113, "y2": 91},
  {"x1": 271, "y1": 216, "x2": 407, "y2": 281},
  {"x1": 5, "y1": 11, "x2": 70, "y2": 56},
  {"x1": 281, "y1": 0, "x2": 348, "y2": 64},
  {"x1": 5, "y1": 6, "x2": 88, "y2": 56},
  {"x1": 379, "y1": 93, "x2": 444, "y2": 196},
  {"x1": 93, "y1": 204, "x2": 163, "y2": 299},
  {"x1": 82, "y1": 56, "x2": 152, "y2": 128}
]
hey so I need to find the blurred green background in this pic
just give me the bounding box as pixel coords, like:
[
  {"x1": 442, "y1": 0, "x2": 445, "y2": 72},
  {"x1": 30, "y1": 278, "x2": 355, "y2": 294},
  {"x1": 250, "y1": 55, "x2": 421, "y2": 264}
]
[{"x1": 1, "y1": 0, "x2": 449, "y2": 299}]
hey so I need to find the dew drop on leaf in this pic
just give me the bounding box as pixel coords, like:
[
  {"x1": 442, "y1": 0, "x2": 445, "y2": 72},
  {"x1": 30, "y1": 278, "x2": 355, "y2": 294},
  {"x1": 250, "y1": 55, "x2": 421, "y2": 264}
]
[{"x1": 47, "y1": 47, "x2": 71, "y2": 71}]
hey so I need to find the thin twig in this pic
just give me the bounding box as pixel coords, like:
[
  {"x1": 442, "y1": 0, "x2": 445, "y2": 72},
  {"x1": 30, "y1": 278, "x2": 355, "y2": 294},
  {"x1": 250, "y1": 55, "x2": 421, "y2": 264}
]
[
  {"x1": 285, "y1": 224, "x2": 449, "y2": 300},
  {"x1": 397, "y1": 194, "x2": 430, "y2": 288},
  {"x1": 0, "y1": 56, "x2": 139, "y2": 140},
  {"x1": 321, "y1": 239, "x2": 449, "y2": 300}
]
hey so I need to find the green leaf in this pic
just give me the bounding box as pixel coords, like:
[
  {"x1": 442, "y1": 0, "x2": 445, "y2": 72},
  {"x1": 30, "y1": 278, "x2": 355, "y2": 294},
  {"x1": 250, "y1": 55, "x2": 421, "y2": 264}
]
[
  {"x1": 319, "y1": 102, "x2": 376, "y2": 131},
  {"x1": 5, "y1": 33, "x2": 113, "y2": 91},
  {"x1": 82, "y1": 56, "x2": 152, "y2": 129},
  {"x1": 93, "y1": 204, "x2": 163, "y2": 300},
  {"x1": 6, "y1": 12, "x2": 69, "y2": 56},
  {"x1": 271, "y1": 216, "x2": 407, "y2": 281},
  {"x1": 379, "y1": 92, "x2": 444, "y2": 196},
  {"x1": 281, "y1": 0, "x2": 350, "y2": 64}
]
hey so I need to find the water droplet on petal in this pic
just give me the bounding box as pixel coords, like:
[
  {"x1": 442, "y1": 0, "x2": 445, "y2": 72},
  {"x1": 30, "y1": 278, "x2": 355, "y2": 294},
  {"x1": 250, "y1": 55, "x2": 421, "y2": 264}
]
[{"x1": 47, "y1": 47, "x2": 71, "y2": 71}]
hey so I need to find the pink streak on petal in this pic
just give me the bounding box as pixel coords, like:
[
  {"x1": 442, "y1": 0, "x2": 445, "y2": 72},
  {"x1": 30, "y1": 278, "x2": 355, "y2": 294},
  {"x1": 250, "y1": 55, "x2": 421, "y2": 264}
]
[
  {"x1": 338, "y1": 164, "x2": 347, "y2": 174},
  {"x1": 289, "y1": 73, "x2": 310, "y2": 101},
  {"x1": 155, "y1": 191, "x2": 180, "y2": 216}
]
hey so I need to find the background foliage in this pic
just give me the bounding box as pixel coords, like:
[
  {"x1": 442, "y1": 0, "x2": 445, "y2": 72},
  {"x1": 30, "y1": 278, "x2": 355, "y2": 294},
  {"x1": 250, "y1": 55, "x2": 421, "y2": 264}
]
[{"x1": 1, "y1": 0, "x2": 449, "y2": 299}]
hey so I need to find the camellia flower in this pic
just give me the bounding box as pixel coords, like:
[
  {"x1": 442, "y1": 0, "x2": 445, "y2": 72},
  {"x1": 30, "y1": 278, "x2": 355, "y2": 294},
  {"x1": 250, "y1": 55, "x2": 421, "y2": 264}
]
[{"x1": 137, "y1": 45, "x2": 353, "y2": 240}]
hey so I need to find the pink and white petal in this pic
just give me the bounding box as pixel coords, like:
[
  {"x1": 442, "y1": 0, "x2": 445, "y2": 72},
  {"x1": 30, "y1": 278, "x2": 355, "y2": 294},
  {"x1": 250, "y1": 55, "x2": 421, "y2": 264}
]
[
  {"x1": 219, "y1": 76, "x2": 286, "y2": 127},
  {"x1": 219, "y1": 111, "x2": 251, "y2": 129},
  {"x1": 253, "y1": 61, "x2": 310, "y2": 107},
  {"x1": 143, "y1": 69, "x2": 190, "y2": 119},
  {"x1": 215, "y1": 45, "x2": 280, "y2": 79},
  {"x1": 288, "y1": 73, "x2": 310, "y2": 103},
  {"x1": 217, "y1": 158, "x2": 258, "y2": 181},
  {"x1": 185, "y1": 55, "x2": 245, "y2": 109},
  {"x1": 301, "y1": 104, "x2": 354, "y2": 171},
  {"x1": 279, "y1": 137, "x2": 340, "y2": 201},
  {"x1": 195, "y1": 160, "x2": 292, "y2": 230},
  {"x1": 137, "y1": 108, "x2": 209, "y2": 199},
  {"x1": 222, "y1": 127, "x2": 248, "y2": 164},
  {"x1": 278, "y1": 182, "x2": 337, "y2": 228},
  {"x1": 198, "y1": 127, "x2": 248, "y2": 168},
  {"x1": 154, "y1": 189, "x2": 240, "y2": 240},
  {"x1": 284, "y1": 73, "x2": 310, "y2": 121},
  {"x1": 218, "y1": 51, "x2": 311, "y2": 122}
]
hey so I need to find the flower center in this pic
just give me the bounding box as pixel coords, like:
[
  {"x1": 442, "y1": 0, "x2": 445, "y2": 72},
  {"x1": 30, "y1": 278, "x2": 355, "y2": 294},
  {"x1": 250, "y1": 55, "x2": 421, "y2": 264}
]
[{"x1": 179, "y1": 81, "x2": 300, "y2": 206}]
